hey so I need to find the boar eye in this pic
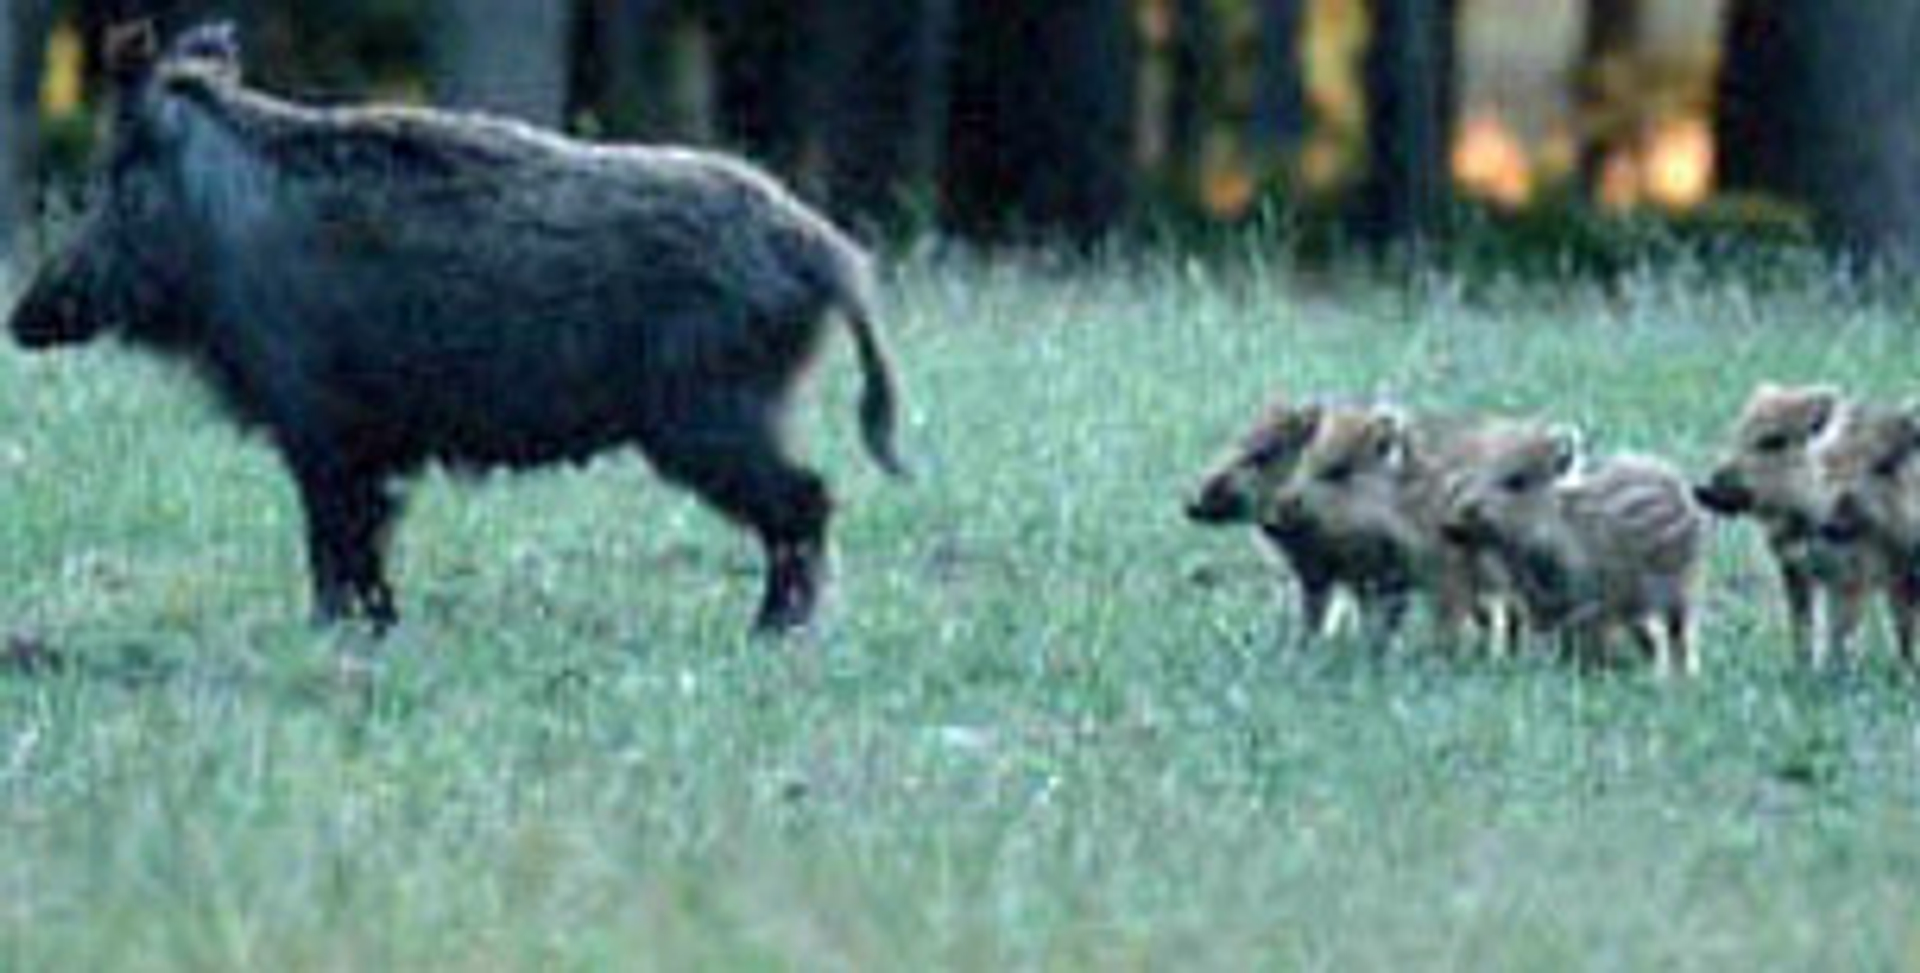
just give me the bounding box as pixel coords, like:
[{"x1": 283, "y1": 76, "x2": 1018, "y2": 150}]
[
  {"x1": 1500, "y1": 471, "x2": 1537, "y2": 494},
  {"x1": 1874, "y1": 452, "x2": 1907, "y2": 479},
  {"x1": 1754, "y1": 432, "x2": 1793, "y2": 454},
  {"x1": 1320, "y1": 462, "x2": 1355, "y2": 485}
]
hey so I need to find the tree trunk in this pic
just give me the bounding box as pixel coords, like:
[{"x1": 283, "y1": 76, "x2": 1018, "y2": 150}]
[
  {"x1": 817, "y1": 0, "x2": 953, "y2": 233},
  {"x1": 575, "y1": 0, "x2": 684, "y2": 141},
  {"x1": 1715, "y1": 0, "x2": 1920, "y2": 259},
  {"x1": 1355, "y1": 0, "x2": 1458, "y2": 250},
  {"x1": 1713, "y1": 0, "x2": 1796, "y2": 197},
  {"x1": 1167, "y1": 0, "x2": 1220, "y2": 191},
  {"x1": 432, "y1": 0, "x2": 572, "y2": 128},
  {"x1": 1576, "y1": 0, "x2": 1641, "y2": 189},
  {"x1": 1, "y1": 0, "x2": 50, "y2": 263},
  {"x1": 943, "y1": 0, "x2": 1137, "y2": 244},
  {"x1": 707, "y1": 0, "x2": 818, "y2": 179},
  {"x1": 1249, "y1": 0, "x2": 1309, "y2": 175}
]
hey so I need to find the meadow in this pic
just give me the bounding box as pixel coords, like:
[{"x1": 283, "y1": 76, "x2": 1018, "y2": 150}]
[{"x1": 4, "y1": 250, "x2": 1920, "y2": 970}]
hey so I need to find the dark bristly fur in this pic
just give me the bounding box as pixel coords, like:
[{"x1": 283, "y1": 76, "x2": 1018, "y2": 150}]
[{"x1": 7, "y1": 23, "x2": 907, "y2": 634}]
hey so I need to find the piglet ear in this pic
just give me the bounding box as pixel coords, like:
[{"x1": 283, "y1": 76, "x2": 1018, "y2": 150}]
[
  {"x1": 1548, "y1": 424, "x2": 1583, "y2": 477},
  {"x1": 1370, "y1": 407, "x2": 1410, "y2": 463},
  {"x1": 104, "y1": 19, "x2": 160, "y2": 89},
  {"x1": 1806, "y1": 385, "x2": 1843, "y2": 433},
  {"x1": 1291, "y1": 402, "x2": 1325, "y2": 440}
]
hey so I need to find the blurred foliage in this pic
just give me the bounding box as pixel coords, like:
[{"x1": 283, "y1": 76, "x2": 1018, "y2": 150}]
[{"x1": 20, "y1": 0, "x2": 1808, "y2": 269}]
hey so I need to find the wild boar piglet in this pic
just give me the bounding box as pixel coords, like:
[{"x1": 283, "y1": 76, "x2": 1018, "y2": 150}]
[
  {"x1": 1187, "y1": 397, "x2": 1357, "y2": 639},
  {"x1": 1697, "y1": 384, "x2": 1886, "y2": 664},
  {"x1": 1445, "y1": 427, "x2": 1703, "y2": 672},
  {"x1": 1814, "y1": 402, "x2": 1920, "y2": 663},
  {"x1": 1265, "y1": 407, "x2": 1515, "y2": 650}
]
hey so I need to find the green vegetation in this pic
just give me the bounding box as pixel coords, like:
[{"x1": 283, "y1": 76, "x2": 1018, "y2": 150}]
[{"x1": 5, "y1": 255, "x2": 1920, "y2": 969}]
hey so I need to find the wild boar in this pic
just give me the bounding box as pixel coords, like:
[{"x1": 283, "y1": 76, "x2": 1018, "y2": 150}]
[
  {"x1": 5, "y1": 23, "x2": 907, "y2": 634},
  {"x1": 1812, "y1": 402, "x2": 1920, "y2": 664},
  {"x1": 1263, "y1": 406, "x2": 1518, "y2": 651},
  {"x1": 1694, "y1": 384, "x2": 1872, "y2": 663},
  {"x1": 1185, "y1": 396, "x2": 1344, "y2": 637},
  {"x1": 1444, "y1": 429, "x2": 1704, "y2": 672}
]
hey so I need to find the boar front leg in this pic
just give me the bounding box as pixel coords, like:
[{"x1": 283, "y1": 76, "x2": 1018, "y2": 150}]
[
  {"x1": 1778, "y1": 559, "x2": 1816, "y2": 666},
  {"x1": 1826, "y1": 580, "x2": 1870, "y2": 669},
  {"x1": 289, "y1": 458, "x2": 401, "y2": 631},
  {"x1": 1293, "y1": 569, "x2": 1335, "y2": 647},
  {"x1": 1430, "y1": 559, "x2": 1484, "y2": 657},
  {"x1": 1664, "y1": 604, "x2": 1694, "y2": 676}
]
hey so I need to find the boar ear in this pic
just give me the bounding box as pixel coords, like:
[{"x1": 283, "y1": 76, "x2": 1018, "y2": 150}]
[
  {"x1": 104, "y1": 20, "x2": 160, "y2": 88},
  {"x1": 1292, "y1": 402, "x2": 1325, "y2": 439},
  {"x1": 1548, "y1": 425, "x2": 1583, "y2": 477},
  {"x1": 1370, "y1": 408, "x2": 1410, "y2": 462},
  {"x1": 1901, "y1": 399, "x2": 1920, "y2": 446},
  {"x1": 1806, "y1": 385, "x2": 1843, "y2": 433},
  {"x1": 165, "y1": 21, "x2": 243, "y2": 80}
]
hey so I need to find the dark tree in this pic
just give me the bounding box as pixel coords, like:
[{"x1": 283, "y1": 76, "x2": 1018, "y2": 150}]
[
  {"x1": 943, "y1": 0, "x2": 1137, "y2": 244},
  {"x1": 816, "y1": 0, "x2": 953, "y2": 232},
  {"x1": 1716, "y1": 0, "x2": 1920, "y2": 259},
  {"x1": 236, "y1": 2, "x2": 423, "y2": 99},
  {"x1": 574, "y1": 0, "x2": 685, "y2": 140},
  {"x1": 1, "y1": 0, "x2": 51, "y2": 261},
  {"x1": 1714, "y1": 0, "x2": 1794, "y2": 197},
  {"x1": 706, "y1": 0, "x2": 819, "y2": 178},
  {"x1": 1249, "y1": 0, "x2": 1309, "y2": 174},
  {"x1": 1167, "y1": 0, "x2": 1221, "y2": 191},
  {"x1": 1575, "y1": 0, "x2": 1641, "y2": 189},
  {"x1": 432, "y1": 0, "x2": 572, "y2": 127},
  {"x1": 1355, "y1": 0, "x2": 1459, "y2": 249}
]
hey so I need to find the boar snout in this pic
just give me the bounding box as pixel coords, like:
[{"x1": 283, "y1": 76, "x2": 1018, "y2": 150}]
[
  {"x1": 1440, "y1": 500, "x2": 1490, "y2": 547},
  {"x1": 8, "y1": 285, "x2": 87, "y2": 350},
  {"x1": 1820, "y1": 492, "x2": 1870, "y2": 544},
  {"x1": 1186, "y1": 476, "x2": 1249, "y2": 525},
  {"x1": 1692, "y1": 470, "x2": 1753, "y2": 516}
]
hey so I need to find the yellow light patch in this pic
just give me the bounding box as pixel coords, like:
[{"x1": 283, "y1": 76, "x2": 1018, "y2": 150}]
[{"x1": 41, "y1": 24, "x2": 85, "y2": 119}]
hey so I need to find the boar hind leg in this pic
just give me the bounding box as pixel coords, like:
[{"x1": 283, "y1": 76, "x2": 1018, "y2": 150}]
[
  {"x1": 1887, "y1": 577, "x2": 1920, "y2": 667},
  {"x1": 1357, "y1": 588, "x2": 1411, "y2": 651},
  {"x1": 290, "y1": 462, "x2": 401, "y2": 631},
  {"x1": 645, "y1": 409, "x2": 833, "y2": 634}
]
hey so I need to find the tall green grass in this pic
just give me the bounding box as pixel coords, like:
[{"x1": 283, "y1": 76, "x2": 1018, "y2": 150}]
[{"x1": 4, "y1": 254, "x2": 1920, "y2": 970}]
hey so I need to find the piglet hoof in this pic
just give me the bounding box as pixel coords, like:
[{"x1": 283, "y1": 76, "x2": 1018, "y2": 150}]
[
  {"x1": 754, "y1": 543, "x2": 828, "y2": 636},
  {"x1": 3, "y1": 633, "x2": 65, "y2": 676}
]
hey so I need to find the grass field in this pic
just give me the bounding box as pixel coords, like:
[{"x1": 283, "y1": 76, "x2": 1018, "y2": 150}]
[{"x1": 5, "y1": 252, "x2": 1920, "y2": 970}]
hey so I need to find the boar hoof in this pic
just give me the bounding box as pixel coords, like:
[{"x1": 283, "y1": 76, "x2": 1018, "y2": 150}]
[{"x1": 755, "y1": 542, "x2": 827, "y2": 634}]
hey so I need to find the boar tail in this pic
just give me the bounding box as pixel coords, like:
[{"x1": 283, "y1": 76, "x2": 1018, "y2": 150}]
[{"x1": 846, "y1": 305, "x2": 910, "y2": 480}]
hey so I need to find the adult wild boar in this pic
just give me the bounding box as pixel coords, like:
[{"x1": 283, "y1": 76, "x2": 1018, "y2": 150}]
[{"x1": 6, "y1": 24, "x2": 907, "y2": 633}]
